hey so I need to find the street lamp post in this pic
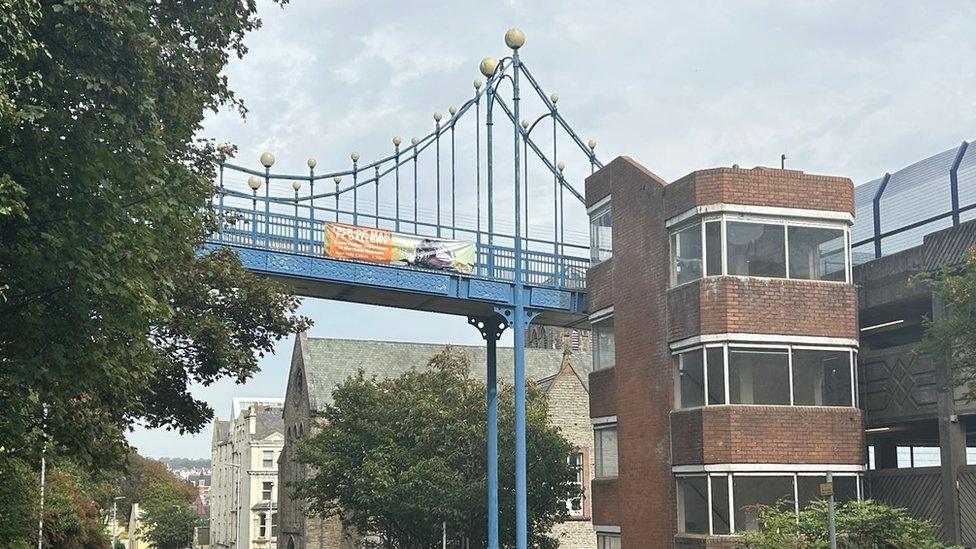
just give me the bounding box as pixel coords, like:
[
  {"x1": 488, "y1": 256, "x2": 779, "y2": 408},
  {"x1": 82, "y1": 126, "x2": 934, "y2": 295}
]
[{"x1": 111, "y1": 496, "x2": 125, "y2": 547}]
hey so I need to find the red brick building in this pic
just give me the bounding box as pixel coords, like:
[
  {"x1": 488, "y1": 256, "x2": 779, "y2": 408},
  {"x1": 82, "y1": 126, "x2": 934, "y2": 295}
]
[{"x1": 585, "y1": 158, "x2": 864, "y2": 548}]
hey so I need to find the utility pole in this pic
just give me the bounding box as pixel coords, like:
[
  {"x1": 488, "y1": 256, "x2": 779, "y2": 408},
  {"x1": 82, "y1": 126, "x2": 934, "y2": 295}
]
[
  {"x1": 111, "y1": 496, "x2": 125, "y2": 547},
  {"x1": 826, "y1": 471, "x2": 837, "y2": 549}
]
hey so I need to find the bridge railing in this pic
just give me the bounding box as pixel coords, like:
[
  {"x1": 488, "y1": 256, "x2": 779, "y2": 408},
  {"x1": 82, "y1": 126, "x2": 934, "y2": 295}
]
[{"x1": 211, "y1": 206, "x2": 588, "y2": 290}]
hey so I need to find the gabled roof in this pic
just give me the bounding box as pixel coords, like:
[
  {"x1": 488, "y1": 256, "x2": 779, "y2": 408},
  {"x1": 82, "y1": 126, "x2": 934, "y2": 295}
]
[
  {"x1": 252, "y1": 407, "x2": 285, "y2": 440},
  {"x1": 293, "y1": 334, "x2": 592, "y2": 414},
  {"x1": 212, "y1": 419, "x2": 231, "y2": 444}
]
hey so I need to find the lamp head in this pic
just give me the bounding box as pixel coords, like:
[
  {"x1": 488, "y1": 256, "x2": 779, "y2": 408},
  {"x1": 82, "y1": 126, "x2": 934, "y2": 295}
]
[
  {"x1": 259, "y1": 152, "x2": 275, "y2": 168},
  {"x1": 479, "y1": 57, "x2": 499, "y2": 78},
  {"x1": 247, "y1": 176, "x2": 262, "y2": 190},
  {"x1": 504, "y1": 28, "x2": 526, "y2": 50}
]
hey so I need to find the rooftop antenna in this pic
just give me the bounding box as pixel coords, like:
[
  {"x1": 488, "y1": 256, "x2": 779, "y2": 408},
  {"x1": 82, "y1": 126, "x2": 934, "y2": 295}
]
[{"x1": 781, "y1": 153, "x2": 787, "y2": 169}]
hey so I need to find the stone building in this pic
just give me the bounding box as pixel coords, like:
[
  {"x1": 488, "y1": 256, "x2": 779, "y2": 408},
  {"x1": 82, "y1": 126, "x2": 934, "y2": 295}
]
[
  {"x1": 211, "y1": 401, "x2": 286, "y2": 548},
  {"x1": 527, "y1": 325, "x2": 591, "y2": 353},
  {"x1": 585, "y1": 158, "x2": 863, "y2": 548},
  {"x1": 277, "y1": 334, "x2": 595, "y2": 549}
]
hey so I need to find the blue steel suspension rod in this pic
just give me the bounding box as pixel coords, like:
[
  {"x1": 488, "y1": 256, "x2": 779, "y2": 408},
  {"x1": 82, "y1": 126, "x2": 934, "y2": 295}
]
[
  {"x1": 450, "y1": 106, "x2": 457, "y2": 239},
  {"x1": 518, "y1": 62, "x2": 605, "y2": 170},
  {"x1": 492, "y1": 95, "x2": 585, "y2": 204},
  {"x1": 374, "y1": 163, "x2": 380, "y2": 228},
  {"x1": 351, "y1": 155, "x2": 359, "y2": 225},
  {"x1": 413, "y1": 138, "x2": 419, "y2": 233},
  {"x1": 475, "y1": 81, "x2": 483, "y2": 275},
  {"x1": 509, "y1": 35, "x2": 529, "y2": 549},
  {"x1": 394, "y1": 138, "x2": 401, "y2": 232},
  {"x1": 485, "y1": 65, "x2": 496, "y2": 277},
  {"x1": 435, "y1": 113, "x2": 442, "y2": 237}
]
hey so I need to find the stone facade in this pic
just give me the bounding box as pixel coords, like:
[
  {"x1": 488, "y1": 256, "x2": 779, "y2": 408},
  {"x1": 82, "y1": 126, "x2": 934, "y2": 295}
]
[
  {"x1": 586, "y1": 158, "x2": 863, "y2": 548},
  {"x1": 211, "y1": 403, "x2": 285, "y2": 548},
  {"x1": 278, "y1": 334, "x2": 595, "y2": 549}
]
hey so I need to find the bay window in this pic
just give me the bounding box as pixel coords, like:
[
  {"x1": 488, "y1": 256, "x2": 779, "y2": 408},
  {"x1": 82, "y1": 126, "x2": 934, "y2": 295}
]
[
  {"x1": 668, "y1": 215, "x2": 850, "y2": 286},
  {"x1": 676, "y1": 471, "x2": 861, "y2": 535},
  {"x1": 590, "y1": 203, "x2": 612, "y2": 265},
  {"x1": 673, "y1": 343, "x2": 856, "y2": 409}
]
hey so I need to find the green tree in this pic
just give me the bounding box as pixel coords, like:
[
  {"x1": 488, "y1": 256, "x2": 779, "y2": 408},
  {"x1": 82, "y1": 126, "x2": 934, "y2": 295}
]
[
  {"x1": 916, "y1": 246, "x2": 976, "y2": 400},
  {"x1": 139, "y1": 481, "x2": 201, "y2": 549},
  {"x1": 294, "y1": 347, "x2": 581, "y2": 549},
  {"x1": 740, "y1": 499, "x2": 945, "y2": 549},
  {"x1": 0, "y1": 0, "x2": 308, "y2": 468}
]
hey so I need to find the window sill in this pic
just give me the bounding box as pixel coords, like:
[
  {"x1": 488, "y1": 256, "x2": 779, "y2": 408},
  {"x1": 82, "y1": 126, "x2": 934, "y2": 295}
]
[
  {"x1": 672, "y1": 403, "x2": 858, "y2": 411},
  {"x1": 669, "y1": 274, "x2": 851, "y2": 291}
]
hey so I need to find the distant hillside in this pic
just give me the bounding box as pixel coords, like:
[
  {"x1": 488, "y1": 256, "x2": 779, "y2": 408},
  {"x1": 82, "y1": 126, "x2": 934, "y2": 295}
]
[{"x1": 158, "y1": 457, "x2": 211, "y2": 470}]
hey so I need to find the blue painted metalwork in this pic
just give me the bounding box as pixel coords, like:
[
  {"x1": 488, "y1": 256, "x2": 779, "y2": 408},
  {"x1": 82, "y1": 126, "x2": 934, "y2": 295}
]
[
  {"x1": 510, "y1": 44, "x2": 530, "y2": 549},
  {"x1": 207, "y1": 34, "x2": 603, "y2": 547},
  {"x1": 872, "y1": 173, "x2": 891, "y2": 258},
  {"x1": 951, "y1": 141, "x2": 970, "y2": 226}
]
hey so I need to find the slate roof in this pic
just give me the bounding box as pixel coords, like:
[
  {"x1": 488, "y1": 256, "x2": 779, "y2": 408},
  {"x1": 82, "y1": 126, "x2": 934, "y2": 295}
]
[
  {"x1": 212, "y1": 419, "x2": 231, "y2": 444},
  {"x1": 296, "y1": 335, "x2": 591, "y2": 414},
  {"x1": 252, "y1": 407, "x2": 285, "y2": 440}
]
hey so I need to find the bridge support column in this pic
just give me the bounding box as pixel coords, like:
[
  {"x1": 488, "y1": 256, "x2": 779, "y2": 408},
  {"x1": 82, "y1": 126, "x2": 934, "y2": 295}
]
[{"x1": 468, "y1": 313, "x2": 509, "y2": 549}]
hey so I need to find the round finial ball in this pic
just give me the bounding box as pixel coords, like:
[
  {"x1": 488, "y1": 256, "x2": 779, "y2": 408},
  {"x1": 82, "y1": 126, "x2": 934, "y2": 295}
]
[
  {"x1": 550, "y1": 92, "x2": 559, "y2": 104},
  {"x1": 587, "y1": 139, "x2": 597, "y2": 150},
  {"x1": 350, "y1": 151, "x2": 360, "y2": 162},
  {"x1": 393, "y1": 136, "x2": 402, "y2": 147},
  {"x1": 260, "y1": 152, "x2": 275, "y2": 168},
  {"x1": 247, "y1": 176, "x2": 262, "y2": 190},
  {"x1": 504, "y1": 28, "x2": 526, "y2": 50},
  {"x1": 307, "y1": 157, "x2": 317, "y2": 169},
  {"x1": 411, "y1": 137, "x2": 420, "y2": 145},
  {"x1": 292, "y1": 180, "x2": 302, "y2": 191},
  {"x1": 333, "y1": 176, "x2": 341, "y2": 184},
  {"x1": 449, "y1": 106, "x2": 457, "y2": 116},
  {"x1": 521, "y1": 119, "x2": 529, "y2": 129},
  {"x1": 557, "y1": 161, "x2": 566, "y2": 172},
  {"x1": 473, "y1": 78, "x2": 483, "y2": 90},
  {"x1": 479, "y1": 57, "x2": 499, "y2": 78},
  {"x1": 433, "y1": 111, "x2": 443, "y2": 122}
]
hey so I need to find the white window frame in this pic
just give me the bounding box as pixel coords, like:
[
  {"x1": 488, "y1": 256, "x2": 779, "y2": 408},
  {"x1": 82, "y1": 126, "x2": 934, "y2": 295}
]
[
  {"x1": 263, "y1": 449, "x2": 274, "y2": 468},
  {"x1": 589, "y1": 201, "x2": 612, "y2": 266},
  {"x1": 668, "y1": 213, "x2": 851, "y2": 288},
  {"x1": 262, "y1": 481, "x2": 273, "y2": 501},
  {"x1": 593, "y1": 423, "x2": 618, "y2": 479},
  {"x1": 672, "y1": 341, "x2": 857, "y2": 409},
  {"x1": 591, "y1": 313, "x2": 615, "y2": 371},
  {"x1": 676, "y1": 470, "x2": 863, "y2": 535},
  {"x1": 567, "y1": 451, "x2": 585, "y2": 517}
]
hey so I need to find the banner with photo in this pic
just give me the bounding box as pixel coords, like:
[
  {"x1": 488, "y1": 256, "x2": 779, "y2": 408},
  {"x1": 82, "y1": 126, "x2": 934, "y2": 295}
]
[{"x1": 324, "y1": 222, "x2": 476, "y2": 275}]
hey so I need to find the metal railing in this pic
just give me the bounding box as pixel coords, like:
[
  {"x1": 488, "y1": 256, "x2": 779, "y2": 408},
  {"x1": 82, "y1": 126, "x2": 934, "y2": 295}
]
[{"x1": 852, "y1": 140, "x2": 973, "y2": 261}]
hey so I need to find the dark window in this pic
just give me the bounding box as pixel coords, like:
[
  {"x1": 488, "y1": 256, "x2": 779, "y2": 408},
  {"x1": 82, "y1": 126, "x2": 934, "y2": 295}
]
[
  {"x1": 729, "y1": 348, "x2": 790, "y2": 405},
  {"x1": 792, "y1": 350, "x2": 852, "y2": 406},
  {"x1": 677, "y1": 476, "x2": 709, "y2": 534},
  {"x1": 727, "y1": 222, "x2": 786, "y2": 277},
  {"x1": 788, "y1": 226, "x2": 846, "y2": 281},
  {"x1": 732, "y1": 475, "x2": 794, "y2": 532}
]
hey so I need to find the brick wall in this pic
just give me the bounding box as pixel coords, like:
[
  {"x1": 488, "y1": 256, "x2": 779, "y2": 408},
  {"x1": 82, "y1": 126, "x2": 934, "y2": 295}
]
[
  {"x1": 671, "y1": 406, "x2": 865, "y2": 465},
  {"x1": 667, "y1": 277, "x2": 858, "y2": 342},
  {"x1": 585, "y1": 157, "x2": 674, "y2": 546},
  {"x1": 663, "y1": 167, "x2": 855, "y2": 221}
]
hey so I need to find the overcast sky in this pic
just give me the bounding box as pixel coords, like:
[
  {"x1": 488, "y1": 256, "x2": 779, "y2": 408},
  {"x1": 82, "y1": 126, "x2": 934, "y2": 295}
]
[{"x1": 128, "y1": 0, "x2": 976, "y2": 458}]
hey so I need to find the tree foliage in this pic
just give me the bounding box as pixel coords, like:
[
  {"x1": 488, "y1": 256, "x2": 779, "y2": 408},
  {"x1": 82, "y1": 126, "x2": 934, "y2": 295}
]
[
  {"x1": 0, "y1": 0, "x2": 307, "y2": 467},
  {"x1": 740, "y1": 499, "x2": 946, "y2": 549},
  {"x1": 916, "y1": 246, "x2": 976, "y2": 400},
  {"x1": 294, "y1": 347, "x2": 581, "y2": 549}
]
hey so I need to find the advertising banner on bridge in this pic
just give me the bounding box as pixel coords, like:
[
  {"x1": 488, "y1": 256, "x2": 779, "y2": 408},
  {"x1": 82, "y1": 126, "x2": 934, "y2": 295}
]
[{"x1": 324, "y1": 222, "x2": 476, "y2": 274}]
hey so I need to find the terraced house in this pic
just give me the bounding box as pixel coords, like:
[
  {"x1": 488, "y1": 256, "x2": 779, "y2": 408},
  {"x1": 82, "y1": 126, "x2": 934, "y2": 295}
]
[{"x1": 586, "y1": 158, "x2": 863, "y2": 548}]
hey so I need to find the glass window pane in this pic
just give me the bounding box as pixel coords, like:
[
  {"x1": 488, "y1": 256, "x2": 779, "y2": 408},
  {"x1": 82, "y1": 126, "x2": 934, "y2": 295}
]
[
  {"x1": 593, "y1": 318, "x2": 615, "y2": 371},
  {"x1": 706, "y1": 347, "x2": 726, "y2": 405},
  {"x1": 595, "y1": 426, "x2": 618, "y2": 478},
  {"x1": 672, "y1": 224, "x2": 703, "y2": 285},
  {"x1": 678, "y1": 350, "x2": 705, "y2": 408},
  {"x1": 733, "y1": 476, "x2": 794, "y2": 532},
  {"x1": 597, "y1": 534, "x2": 621, "y2": 549},
  {"x1": 710, "y1": 475, "x2": 731, "y2": 535},
  {"x1": 677, "y1": 476, "x2": 709, "y2": 534},
  {"x1": 789, "y1": 226, "x2": 846, "y2": 281},
  {"x1": 729, "y1": 348, "x2": 790, "y2": 405},
  {"x1": 727, "y1": 222, "x2": 786, "y2": 278},
  {"x1": 792, "y1": 350, "x2": 852, "y2": 406},
  {"x1": 590, "y1": 206, "x2": 612, "y2": 264},
  {"x1": 706, "y1": 221, "x2": 722, "y2": 276}
]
